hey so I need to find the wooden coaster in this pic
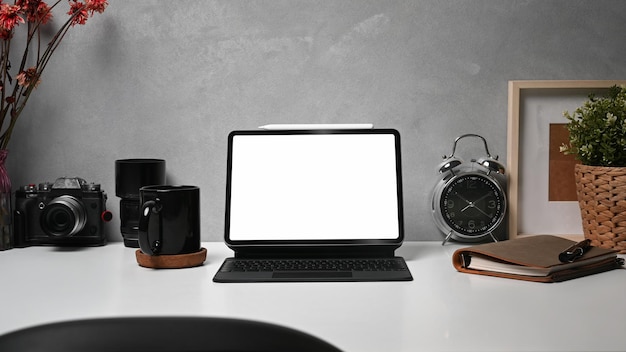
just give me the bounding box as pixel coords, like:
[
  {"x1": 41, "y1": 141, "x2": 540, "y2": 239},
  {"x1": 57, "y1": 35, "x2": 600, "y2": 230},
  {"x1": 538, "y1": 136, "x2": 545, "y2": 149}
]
[{"x1": 135, "y1": 248, "x2": 207, "y2": 269}]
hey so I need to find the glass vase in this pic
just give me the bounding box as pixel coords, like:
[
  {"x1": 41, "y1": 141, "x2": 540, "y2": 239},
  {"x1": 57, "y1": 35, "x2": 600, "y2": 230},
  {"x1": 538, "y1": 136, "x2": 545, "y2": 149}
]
[{"x1": 0, "y1": 150, "x2": 11, "y2": 250}]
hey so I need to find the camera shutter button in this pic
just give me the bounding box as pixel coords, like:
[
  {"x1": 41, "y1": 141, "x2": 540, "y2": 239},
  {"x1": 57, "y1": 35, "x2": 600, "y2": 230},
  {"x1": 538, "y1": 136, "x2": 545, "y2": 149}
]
[{"x1": 85, "y1": 183, "x2": 100, "y2": 191}]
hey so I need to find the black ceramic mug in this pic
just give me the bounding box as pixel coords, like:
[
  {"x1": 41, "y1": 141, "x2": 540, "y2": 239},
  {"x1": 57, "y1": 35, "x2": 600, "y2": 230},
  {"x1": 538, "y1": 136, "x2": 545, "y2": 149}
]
[{"x1": 138, "y1": 185, "x2": 200, "y2": 256}]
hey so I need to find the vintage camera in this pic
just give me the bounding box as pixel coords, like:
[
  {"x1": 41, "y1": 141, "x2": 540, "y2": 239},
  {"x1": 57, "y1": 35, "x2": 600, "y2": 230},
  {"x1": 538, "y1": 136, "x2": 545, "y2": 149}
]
[{"x1": 14, "y1": 177, "x2": 113, "y2": 247}]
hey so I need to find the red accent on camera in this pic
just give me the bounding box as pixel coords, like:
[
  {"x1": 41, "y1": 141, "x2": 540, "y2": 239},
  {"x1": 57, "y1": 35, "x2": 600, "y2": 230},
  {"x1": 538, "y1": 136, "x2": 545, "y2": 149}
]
[{"x1": 101, "y1": 210, "x2": 113, "y2": 222}]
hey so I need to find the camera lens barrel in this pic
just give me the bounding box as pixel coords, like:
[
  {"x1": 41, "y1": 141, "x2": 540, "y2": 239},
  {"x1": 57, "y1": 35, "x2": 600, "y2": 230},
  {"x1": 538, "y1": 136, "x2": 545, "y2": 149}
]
[
  {"x1": 115, "y1": 159, "x2": 166, "y2": 198},
  {"x1": 115, "y1": 159, "x2": 166, "y2": 248},
  {"x1": 41, "y1": 195, "x2": 88, "y2": 237}
]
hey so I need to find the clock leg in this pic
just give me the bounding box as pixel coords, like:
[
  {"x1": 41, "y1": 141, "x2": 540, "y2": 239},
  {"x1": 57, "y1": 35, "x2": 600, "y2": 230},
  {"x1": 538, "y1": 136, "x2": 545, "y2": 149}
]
[
  {"x1": 442, "y1": 230, "x2": 454, "y2": 245},
  {"x1": 488, "y1": 231, "x2": 499, "y2": 242}
]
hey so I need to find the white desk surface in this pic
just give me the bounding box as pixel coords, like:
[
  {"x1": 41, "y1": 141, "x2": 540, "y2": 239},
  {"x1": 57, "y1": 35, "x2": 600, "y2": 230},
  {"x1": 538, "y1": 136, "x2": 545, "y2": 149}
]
[{"x1": 0, "y1": 242, "x2": 624, "y2": 352}]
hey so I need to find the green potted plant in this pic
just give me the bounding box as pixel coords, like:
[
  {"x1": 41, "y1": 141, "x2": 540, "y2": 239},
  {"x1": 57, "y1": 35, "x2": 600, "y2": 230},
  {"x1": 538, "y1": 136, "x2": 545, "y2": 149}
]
[{"x1": 561, "y1": 85, "x2": 626, "y2": 253}]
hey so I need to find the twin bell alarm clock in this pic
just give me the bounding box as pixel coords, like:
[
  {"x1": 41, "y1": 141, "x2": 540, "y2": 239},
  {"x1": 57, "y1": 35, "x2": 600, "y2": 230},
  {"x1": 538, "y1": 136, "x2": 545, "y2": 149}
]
[{"x1": 431, "y1": 134, "x2": 508, "y2": 245}]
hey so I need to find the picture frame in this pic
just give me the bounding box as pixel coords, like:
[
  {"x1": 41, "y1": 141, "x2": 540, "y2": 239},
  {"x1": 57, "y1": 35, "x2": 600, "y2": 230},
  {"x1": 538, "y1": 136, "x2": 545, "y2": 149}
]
[{"x1": 507, "y1": 80, "x2": 626, "y2": 239}]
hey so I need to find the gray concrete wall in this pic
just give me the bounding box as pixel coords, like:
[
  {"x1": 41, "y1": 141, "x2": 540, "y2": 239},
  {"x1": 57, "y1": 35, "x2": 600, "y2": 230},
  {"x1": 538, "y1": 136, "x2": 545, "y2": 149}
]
[{"x1": 6, "y1": 0, "x2": 626, "y2": 241}]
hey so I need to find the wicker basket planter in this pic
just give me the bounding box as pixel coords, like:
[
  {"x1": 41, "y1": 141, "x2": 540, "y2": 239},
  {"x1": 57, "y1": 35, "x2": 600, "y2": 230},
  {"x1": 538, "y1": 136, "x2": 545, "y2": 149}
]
[{"x1": 574, "y1": 164, "x2": 626, "y2": 253}]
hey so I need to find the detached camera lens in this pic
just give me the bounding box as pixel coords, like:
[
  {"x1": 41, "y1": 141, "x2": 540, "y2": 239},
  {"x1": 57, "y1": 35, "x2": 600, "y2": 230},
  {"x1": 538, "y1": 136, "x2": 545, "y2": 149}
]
[
  {"x1": 115, "y1": 158, "x2": 166, "y2": 248},
  {"x1": 41, "y1": 195, "x2": 88, "y2": 237}
]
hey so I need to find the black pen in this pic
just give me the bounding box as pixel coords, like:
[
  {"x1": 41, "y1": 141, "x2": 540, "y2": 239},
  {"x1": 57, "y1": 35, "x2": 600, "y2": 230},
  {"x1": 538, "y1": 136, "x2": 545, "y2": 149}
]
[{"x1": 558, "y1": 239, "x2": 591, "y2": 263}]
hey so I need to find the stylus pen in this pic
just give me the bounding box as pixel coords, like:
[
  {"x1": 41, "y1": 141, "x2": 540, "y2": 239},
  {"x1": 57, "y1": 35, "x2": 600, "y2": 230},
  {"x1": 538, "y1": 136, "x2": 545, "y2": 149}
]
[
  {"x1": 258, "y1": 124, "x2": 374, "y2": 130},
  {"x1": 558, "y1": 239, "x2": 591, "y2": 263}
]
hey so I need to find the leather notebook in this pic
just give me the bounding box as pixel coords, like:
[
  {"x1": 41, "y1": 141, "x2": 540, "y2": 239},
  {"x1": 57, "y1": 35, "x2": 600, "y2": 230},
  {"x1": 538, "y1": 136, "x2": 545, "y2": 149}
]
[{"x1": 452, "y1": 235, "x2": 624, "y2": 282}]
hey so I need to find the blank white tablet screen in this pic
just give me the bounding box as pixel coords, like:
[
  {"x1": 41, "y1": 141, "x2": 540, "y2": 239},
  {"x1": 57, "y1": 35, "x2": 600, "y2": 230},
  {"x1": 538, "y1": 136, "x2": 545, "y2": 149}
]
[{"x1": 228, "y1": 133, "x2": 400, "y2": 241}]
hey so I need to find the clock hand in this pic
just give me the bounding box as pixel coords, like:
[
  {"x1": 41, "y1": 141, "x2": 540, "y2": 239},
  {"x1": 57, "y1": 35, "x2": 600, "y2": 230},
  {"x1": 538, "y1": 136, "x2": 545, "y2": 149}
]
[
  {"x1": 454, "y1": 192, "x2": 473, "y2": 206},
  {"x1": 471, "y1": 193, "x2": 496, "y2": 217},
  {"x1": 454, "y1": 191, "x2": 477, "y2": 212},
  {"x1": 460, "y1": 203, "x2": 474, "y2": 212},
  {"x1": 473, "y1": 193, "x2": 491, "y2": 204},
  {"x1": 453, "y1": 192, "x2": 475, "y2": 212},
  {"x1": 473, "y1": 206, "x2": 492, "y2": 218},
  {"x1": 460, "y1": 192, "x2": 493, "y2": 211},
  {"x1": 460, "y1": 201, "x2": 493, "y2": 220},
  {"x1": 459, "y1": 194, "x2": 494, "y2": 217}
]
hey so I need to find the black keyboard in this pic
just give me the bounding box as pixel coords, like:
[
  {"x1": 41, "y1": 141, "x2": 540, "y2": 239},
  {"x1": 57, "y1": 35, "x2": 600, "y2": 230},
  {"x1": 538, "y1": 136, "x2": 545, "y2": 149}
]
[
  {"x1": 214, "y1": 257, "x2": 413, "y2": 282},
  {"x1": 221, "y1": 258, "x2": 409, "y2": 272}
]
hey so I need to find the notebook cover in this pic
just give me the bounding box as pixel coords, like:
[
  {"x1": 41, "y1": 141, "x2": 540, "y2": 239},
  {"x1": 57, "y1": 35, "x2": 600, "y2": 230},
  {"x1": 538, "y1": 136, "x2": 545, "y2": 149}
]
[{"x1": 451, "y1": 235, "x2": 623, "y2": 282}]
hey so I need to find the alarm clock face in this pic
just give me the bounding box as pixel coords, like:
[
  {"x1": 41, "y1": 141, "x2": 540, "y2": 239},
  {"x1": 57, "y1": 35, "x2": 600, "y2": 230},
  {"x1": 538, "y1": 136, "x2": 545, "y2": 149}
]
[{"x1": 439, "y1": 173, "x2": 506, "y2": 237}]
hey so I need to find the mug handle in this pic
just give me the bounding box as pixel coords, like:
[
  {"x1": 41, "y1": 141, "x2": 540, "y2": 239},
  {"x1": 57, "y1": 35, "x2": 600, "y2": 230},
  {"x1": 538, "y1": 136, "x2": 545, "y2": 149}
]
[{"x1": 138, "y1": 199, "x2": 163, "y2": 255}]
